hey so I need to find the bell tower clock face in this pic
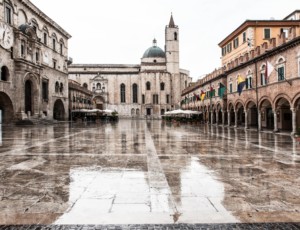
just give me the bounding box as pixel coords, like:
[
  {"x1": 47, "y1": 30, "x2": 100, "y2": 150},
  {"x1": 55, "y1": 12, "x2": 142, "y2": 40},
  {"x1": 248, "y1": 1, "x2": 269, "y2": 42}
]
[{"x1": 0, "y1": 21, "x2": 14, "y2": 50}]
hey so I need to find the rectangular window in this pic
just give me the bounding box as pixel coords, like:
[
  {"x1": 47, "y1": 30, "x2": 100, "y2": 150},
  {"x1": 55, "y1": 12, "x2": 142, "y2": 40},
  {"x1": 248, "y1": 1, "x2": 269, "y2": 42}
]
[
  {"x1": 264, "y1": 28, "x2": 271, "y2": 39},
  {"x1": 243, "y1": 32, "x2": 246, "y2": 43},
  {"x1": 53, "y1": 59, "x2": 57, "y2": 69},
  {"x1": 153, "y1": 94, "x2": 158, "y2": 104},
  {"x1": 222, "y1": 47, "x2": 227, "y2": 56},
  {"x1": 21, "y1": 41, "x2": 25, "y2": 56},
  {"x1": 53, "y1": 39, "x2": 56, "y2": 50},
  {"x1": 229, "y1": 83, "x2": 232, "y2": 93},
  {"x1": 280, "y1": 28, "x2": 289, "y2": 38},
  {"x1": 43, "y1": 33, "x2": 47, "y2": 45},
  {"x1": 42, "y1": 81, "x2": 49, "y2": 101},
  {"x1": 146, "y1": 108, "x2": 151, "y2": 115},
  {"x1": 142, "y1": 94, "x2": 145, "y2": 104},
  {"x1": 226, "y1": 43, "x2": 232, "y2": 53},
  {"x1": 278, "y1": 66, "x2": 285, "y2": 81},
  {"x1": 36, "y1": 49, "x2": 40, "y2": 62},
  {"x1": 261, "y1": 73, "x2": 266, "y2": 86},
  {"x1": 5, "y1": 6, "x2": 12, "y2": 24},
  {"x1": 233, "y1": 37, "x2": 239, "y2": 49},
  {"x1": 166, "y1": 94, "x2": 170, "y2": 104},
  {"x1": 60, "y1": 43, "x2": 63, "y2": 55}
]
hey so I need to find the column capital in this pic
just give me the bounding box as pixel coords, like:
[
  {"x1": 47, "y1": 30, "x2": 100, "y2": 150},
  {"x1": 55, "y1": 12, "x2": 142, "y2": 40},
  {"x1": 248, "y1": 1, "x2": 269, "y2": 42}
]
[{"x1": 290, "y1": 107, "x2": 296, "y2": 113}]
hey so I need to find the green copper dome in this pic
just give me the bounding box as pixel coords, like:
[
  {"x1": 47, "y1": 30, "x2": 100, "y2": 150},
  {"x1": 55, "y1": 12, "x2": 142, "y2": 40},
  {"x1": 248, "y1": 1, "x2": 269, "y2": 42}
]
[{"x1": 142, "y1": 39, "x2": 166, "y2": 58}]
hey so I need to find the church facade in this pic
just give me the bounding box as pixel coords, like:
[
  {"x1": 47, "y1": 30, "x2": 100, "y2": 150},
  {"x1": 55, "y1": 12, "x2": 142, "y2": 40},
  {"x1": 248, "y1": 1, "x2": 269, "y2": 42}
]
[{"x1": 68, "y1": 15, "x2": 191, "y2": 118}]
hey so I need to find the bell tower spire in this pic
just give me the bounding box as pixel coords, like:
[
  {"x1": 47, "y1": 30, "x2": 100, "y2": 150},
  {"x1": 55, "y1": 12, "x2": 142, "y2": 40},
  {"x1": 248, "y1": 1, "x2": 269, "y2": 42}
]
[
  {"x1": 165, "y1": 13, "x2": 179, "y2": 74},
  {"x1": 169, "y1": 13, "x2": 175, "y2": 28}
]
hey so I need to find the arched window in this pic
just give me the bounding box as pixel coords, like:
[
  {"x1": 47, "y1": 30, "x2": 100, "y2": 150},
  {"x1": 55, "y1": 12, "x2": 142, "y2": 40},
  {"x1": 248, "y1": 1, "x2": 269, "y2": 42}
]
[
  {"x1": 277, "y1": 57, "x2": 285, "y2": 81},
  {"x1": 59, "y1": 39, "x2": 64, "y2": 55},
  {"x1": 18, "y1": 10, "x2": 27, "y2": 26},
  {"x1": 260, "y1": 64, "x2": 267, "y2": 86},
  {"x1": 30, "y1": 18, "x2": 38, "y2": 32},
  {"x1": 146, "y1": 81, "x2": 151, "y2": 90},
  {"x1": 160, "y1": 82, "x2": 165, "y2": 91},
  {"x1": 1, "y1": 66, "x2": 9, "y2": 81},
  {"x1": 55, "y1": 81, "x2": 59, "y2": 93},
  {"x1": 60, "y1": 83, "x2": 63, "y2": 93},
  {"x1": 246, "y1": 70, "x2": 253, "y2": 89},
  {"x1": 120, "y1": 83, "x2": 126, "y2": 103},
  {"x1": 83, "y1": 83, "x2": 88, "y2": 89},
  {"x1": 96, "y1": 83, "x2": 101, "y2": 89},
  {"x1": 52, "y1": 33, "x2": 57, "y2": 51},
  {"x1": 174, "y1": 32, "x2": 177, "y2": 41},
  {"x1": 43, "y1": 27, "x2": 48, "y2": 45},
  {"x1": 132, "y1": 83, "x2": 138, "y2": 103}
]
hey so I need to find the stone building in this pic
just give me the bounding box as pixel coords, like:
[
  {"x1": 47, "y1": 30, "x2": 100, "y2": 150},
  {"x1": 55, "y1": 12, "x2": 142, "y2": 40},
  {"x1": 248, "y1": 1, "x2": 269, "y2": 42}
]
[
  {"x1": 68, "y1": 79, "x2": 94, "y2": 115},
  {"x1": 68, "y1": 15, "x2": 191, "y2": 118},
  {"x1": 0, "y1": 0, "x2": 71, "y2": 124},
  {"x1": 182, "y1": 10, "x2": 300, "y2": 135}
]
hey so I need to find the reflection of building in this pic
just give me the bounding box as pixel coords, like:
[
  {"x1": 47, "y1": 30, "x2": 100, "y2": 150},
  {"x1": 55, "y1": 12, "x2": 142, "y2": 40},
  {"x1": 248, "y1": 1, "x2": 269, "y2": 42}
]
[
  {"x1": 68, "y1": 15, "x2": 191, "y2": 118},
  {"x1": 68, "y1": 79, "x2": 94, "y2": 114},
  {"x1": 182, "y1": 10, "x2": 300, "y2": 134},
  {"x1": 0, "y1": 0, "x2": 71, "y2": 123}
]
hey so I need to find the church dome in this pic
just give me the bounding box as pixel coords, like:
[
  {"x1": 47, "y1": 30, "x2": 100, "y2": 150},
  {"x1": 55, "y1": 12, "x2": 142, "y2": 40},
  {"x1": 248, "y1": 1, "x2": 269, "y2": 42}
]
[{"x1": 142, "y1": 39, "x2": 165, "y2": 58}]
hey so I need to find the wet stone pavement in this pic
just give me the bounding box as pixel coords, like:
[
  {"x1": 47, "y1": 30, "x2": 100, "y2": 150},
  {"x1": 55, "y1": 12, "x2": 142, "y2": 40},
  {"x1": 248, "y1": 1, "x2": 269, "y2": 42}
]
[{"x1": 0, "y1": 120, "x2": 299, "y2": 229}]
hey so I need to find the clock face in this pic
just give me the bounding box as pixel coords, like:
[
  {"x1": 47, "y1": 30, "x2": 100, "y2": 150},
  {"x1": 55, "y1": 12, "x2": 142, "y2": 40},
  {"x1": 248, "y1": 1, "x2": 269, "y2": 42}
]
[{"x1": 0, "y1": 21, "x2": 14, "y2": 49}]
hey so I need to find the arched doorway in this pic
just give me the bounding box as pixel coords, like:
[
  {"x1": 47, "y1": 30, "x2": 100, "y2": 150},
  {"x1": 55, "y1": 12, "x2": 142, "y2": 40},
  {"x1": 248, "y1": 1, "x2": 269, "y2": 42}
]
[
  {"x1": 94, "y1": 96, "x2": 105, "y2": 110},
  {"x1": 246, "y1": 101, "x2": 258, "y2": 128},
  {"x1": 25, "y1": 80, "x2": 33, "y2": 116},
  {"x1": 53, "y1": 99, "x2": 65, "y2": 121},
  {"x1": 217, "y1": 104, "x2": 222, "y2": 124},
  {"x1": 236, "y1": 102, "x2": 245, "y2": 127},
  {"x1": 228, "y1": 104, "x2": 235, "y2": 126},
  {"x1": 275, "y1": 97, "x2": 292, "y2": 131},
  {"x1": 260, "y1": 99, "x2": 273, "y2": 130},
  {"x1": 0, "y1": 92, "x2": 14, "y2": 124}
]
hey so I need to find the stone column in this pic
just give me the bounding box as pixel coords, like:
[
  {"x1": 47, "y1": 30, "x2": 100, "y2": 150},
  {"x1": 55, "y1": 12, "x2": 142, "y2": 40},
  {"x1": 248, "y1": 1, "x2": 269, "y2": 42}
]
[
  {"x1": 211, "y1": 111, "x2": 214, "y2": 125},
  {"x1": 234, "y1": 110, "x2": 238, "y2": 128},
  {"x1": 258, "y1": 111, "x2": 262, "y2": 131},
  {"x1": 228, "y1": 111, "x2": 231, "y2": 126},
  {"x1": 244, "y1": 109, "x2": 248, "y2": 129},
  {"x1": 291, "y1": 107, "x2": 296, "y2": 135},
  {"x1": 216, "y1": 111, "x2": 219, "y2": 125},
  {"x1": 274, "y1": 109, "x2": 278, "y2": 132}
]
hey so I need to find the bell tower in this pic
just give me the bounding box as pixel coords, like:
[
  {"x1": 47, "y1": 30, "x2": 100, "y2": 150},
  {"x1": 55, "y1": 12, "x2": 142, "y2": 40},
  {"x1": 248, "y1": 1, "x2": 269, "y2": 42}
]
[{"x1": 165, "y1": 14, "x2": 179, "y2": 74}]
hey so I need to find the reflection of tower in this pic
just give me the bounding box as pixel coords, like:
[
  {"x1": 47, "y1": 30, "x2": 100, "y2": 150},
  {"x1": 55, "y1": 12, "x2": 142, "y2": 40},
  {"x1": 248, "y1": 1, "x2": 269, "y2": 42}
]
[{"x1": 165, "y1": 14, "x2": 180, "y2": 108}]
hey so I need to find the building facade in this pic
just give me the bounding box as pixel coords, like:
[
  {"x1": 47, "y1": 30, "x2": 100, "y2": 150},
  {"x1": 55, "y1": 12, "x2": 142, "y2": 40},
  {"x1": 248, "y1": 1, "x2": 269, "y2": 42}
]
[
  {"x1": 69, "y1": 15, "x2": 191, "y2": 118},
  {"x1": 219, "y1": 13, "x2": 300, "y2": 69},
  {"x1": 0, "y1": 0, "x2": 71, "y2": 124},
  {"x1": 68, "y1": 79, "x2": 94, "y2": 115},
  {"x1": 182, "y1": 11, "x2": 300, "y2": 135}
]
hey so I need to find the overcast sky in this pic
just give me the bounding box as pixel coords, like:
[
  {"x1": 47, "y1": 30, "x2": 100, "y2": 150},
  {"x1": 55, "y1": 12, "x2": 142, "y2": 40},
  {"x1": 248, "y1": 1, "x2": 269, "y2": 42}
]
[{"x1": 30, "y1": 0, "x2": 299, "y2": 81}]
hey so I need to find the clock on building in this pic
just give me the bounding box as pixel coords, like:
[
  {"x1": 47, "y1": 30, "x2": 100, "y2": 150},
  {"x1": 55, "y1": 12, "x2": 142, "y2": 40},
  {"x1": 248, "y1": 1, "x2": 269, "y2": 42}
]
[{"x1": 0, "y1": 21, "x2": 14, "y2": 50}]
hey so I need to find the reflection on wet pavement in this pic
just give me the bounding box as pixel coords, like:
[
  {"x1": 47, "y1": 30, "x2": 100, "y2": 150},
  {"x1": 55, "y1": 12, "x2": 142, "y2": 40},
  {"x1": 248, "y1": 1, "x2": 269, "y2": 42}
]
[{"x1": 0, "y1": 120, "x2": 299, "y2": 224}]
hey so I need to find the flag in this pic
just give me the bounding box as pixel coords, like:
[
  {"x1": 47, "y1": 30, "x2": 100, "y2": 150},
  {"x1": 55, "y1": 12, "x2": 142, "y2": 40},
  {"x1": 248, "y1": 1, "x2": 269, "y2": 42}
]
[
  {"x1": 200, "y1": 90, "x2": 205, "y2": 101},
  {"x1": 219, "y1": 83, "x2": 226, "y2": 99},
  {"x1": 265, "y1": 61, "x2": 274, "y2": 83},
  {"x1": 194, "y1": 93, "x2": 200, "y2": 101},
  {"x1": 237, "y1": 75, "x2": 246, "y2": 96}
]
